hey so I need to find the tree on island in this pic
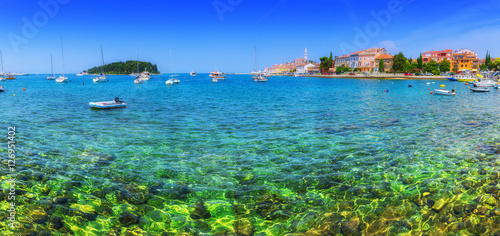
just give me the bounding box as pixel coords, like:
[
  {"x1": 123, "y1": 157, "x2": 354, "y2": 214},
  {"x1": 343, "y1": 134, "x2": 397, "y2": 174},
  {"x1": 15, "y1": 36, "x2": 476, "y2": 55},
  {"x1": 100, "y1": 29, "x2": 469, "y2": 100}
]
[
  {"x1": 379, "y1": 58, "x2": 384, "y2": 73},
  {"x1": 440, "y1": 59, "x2": 451, "y2": 73},
  {"x1": 87, "y1": 61, "x2": 160, "y2": 75},
  {"x1": 392, "y1": 52, "x2": 407, "y2": 72}
]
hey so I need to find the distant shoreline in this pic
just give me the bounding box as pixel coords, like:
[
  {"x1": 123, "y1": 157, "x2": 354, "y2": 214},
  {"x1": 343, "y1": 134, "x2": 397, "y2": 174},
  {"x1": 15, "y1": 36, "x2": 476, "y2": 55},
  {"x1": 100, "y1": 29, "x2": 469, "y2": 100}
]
[{"x1": 298, "y1": 74, "x2": 449, "y2": 80}]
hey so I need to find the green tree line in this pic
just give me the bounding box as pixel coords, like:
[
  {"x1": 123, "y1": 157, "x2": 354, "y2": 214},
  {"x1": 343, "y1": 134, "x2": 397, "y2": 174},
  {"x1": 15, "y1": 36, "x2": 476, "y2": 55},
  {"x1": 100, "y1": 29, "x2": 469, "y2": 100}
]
[{"x1": 87, "y1": 61, "x2": 160, "y2": 74}]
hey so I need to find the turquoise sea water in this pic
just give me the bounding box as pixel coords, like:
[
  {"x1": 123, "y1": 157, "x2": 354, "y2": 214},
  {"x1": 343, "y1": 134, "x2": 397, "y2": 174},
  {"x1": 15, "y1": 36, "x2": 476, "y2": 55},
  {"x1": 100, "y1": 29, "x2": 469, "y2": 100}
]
[{"x1": 2, "y1": 74, "x2": 500, "y2": 235}]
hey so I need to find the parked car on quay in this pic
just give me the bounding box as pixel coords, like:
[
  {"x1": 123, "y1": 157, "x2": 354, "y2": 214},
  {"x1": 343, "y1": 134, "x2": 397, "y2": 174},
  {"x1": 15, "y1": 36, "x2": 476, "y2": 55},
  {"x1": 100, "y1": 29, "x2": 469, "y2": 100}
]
[
  {"x1": 425, "y1": 72, "x2": 433, "y2": 76},
  {"x1": 404, "y1": 72, "x2": 413, "y2": 76},
  {"x1": 415, "y1": 73, "x2": 423, "y2": 76},
  {"x1": 349, "y1": 73, "x2": 356, "y2": 76}
]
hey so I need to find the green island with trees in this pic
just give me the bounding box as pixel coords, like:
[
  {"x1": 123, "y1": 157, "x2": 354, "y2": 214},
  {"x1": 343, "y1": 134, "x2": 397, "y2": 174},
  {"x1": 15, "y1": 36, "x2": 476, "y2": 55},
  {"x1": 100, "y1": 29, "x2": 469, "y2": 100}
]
[{"x1": 87, "y1": 61, "x2": 160, "y2": 75}]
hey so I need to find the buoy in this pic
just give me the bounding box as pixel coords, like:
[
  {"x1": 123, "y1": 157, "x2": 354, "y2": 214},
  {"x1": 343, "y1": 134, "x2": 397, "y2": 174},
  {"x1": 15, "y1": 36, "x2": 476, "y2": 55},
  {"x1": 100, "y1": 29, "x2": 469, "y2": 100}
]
[
  {"x1": 440, "y1": 85, "x2": 445, "y2": 87},
  {"x1": 408, "y1": 85, "x2": 412, "y2": 87},
  {"x1": 431, "y1": 92, "x2": 433, "y2": 94},
  {"x1": 23, "y1": 88, "x2": 26, "y2": 91},
  {"x1": 468, "y1": 87, "x2": 470, "y2": 89},
  {"x1": 465, "y1": 83, "x2": 469, "y2": 85},
  {"x1": 13, "y1": 94, "x2": 15, "y2": 96}
]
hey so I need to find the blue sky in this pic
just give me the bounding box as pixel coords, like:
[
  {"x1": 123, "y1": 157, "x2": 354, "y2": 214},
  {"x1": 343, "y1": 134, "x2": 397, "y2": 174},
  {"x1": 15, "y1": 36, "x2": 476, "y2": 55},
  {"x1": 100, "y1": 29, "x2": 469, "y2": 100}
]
[{"x1": 1, "y1": 0, "x2": 499, "y2": 73}]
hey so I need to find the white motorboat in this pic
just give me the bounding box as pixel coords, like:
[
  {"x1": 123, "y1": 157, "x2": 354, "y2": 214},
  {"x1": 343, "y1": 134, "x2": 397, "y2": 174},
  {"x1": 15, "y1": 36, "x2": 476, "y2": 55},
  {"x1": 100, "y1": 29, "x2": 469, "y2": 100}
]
[
  {"x1": 433, "y1": 89, "x2": 455, "y2": 96},
  {"x1": 56, "y1": 76, "x2": 68, "y2": 83},
  {"x1": 166, "y1": 80, "x2": 174, "y2": 86},
  {"x1": 93, "y1": 74, "x2": 107, "y2": 83},
  {"x1": 89, "y1": 99, "x2": 126, "y2": 109},
  {"x1": 140, "y1": 71, "x2": 150, "y2": 81},
  {"x1": 474, "y1": 80, "x2": 497, "y2": 87},
  {"x1": 134, "y1": 77, "x2": 143, "y2": 84},
  {"x1": 190, "y1": 71, "x2": 197, "y2": 76},
  {"x1": 470, "y1": 87, "x2": 490, "y2": 92}
]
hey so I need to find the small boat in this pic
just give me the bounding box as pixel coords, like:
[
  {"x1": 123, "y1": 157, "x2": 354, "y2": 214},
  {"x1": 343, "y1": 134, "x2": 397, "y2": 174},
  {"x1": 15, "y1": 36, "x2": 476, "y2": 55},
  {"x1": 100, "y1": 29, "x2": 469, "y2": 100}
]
[
  {"x1": 134, "y1": 77, "x2": 143, "y2": 84},
  {"x1": 190, "y1": 71, "x2": 197, "y2": 76},
  {"x1": 56, "y1": 76, "x2": 68, "y2": 83},
  {"x1": 0, "y1": 86, "x2": 4, "y2": 92},
  {"x1": 140, "y1": 71, "x2": 151, "y2": 81},
  {"x1": 6, "y1": 74, "x2": 16, "y2": 80},
  {"x1": 166, "y1": 80, "x2": 174, "y2": 86},
  {"x1": 474, "y1": 80, "x2": 497, "y2": 87},
  {"x1": 89, "y1": 99, "x2": 126, "y2": 109},
  {"x1": 447, "y1": 77, "x2": 458, "y2": 81},
  {"x1": 210, "y1": 71, "x2": 226, "y2": 80},
  {"x1": 470, "y1": 87, "x2": 490, "y2": 92},
  {"x1": 253, "y1": 73, "x2": 268, "y2": 82},
  {"x1": 433, "y1": 89, "x2": 455, "y2": 96},
  {"x1": 93, "y1": 73, "x2": 107, "y2": 83}
]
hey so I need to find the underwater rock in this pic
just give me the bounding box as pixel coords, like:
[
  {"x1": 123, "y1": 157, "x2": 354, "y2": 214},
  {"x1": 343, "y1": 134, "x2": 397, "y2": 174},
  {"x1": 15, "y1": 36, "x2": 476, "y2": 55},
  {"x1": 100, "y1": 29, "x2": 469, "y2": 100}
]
[
  {"x1": 453, "y1": 205, "x2": 464, "y2": 217},
  {"x1": 341, "y1": 218, "x2": 360, "y2": 236},
  {"x1": 190, "y1": 201, "x2": 212, "y2": 220},
  {"x1": 234, "y1": 218, "x2": 255, "y2": 236},
  {"x1": 50, "y1": 215, "x2": 64, "y2": 230},
  {"x1": 432, "y1": 198, "x2": 447, "y2": 211},
  {"x1": 119, "y1": 212, "x2": 139, "y2": 226},
  {"x1": 116, "y1": 190, "x2": 150, "y2": 205},
  {"x1": 233, "y1": 204, "x2": 248, "y2": 216},
  {"x1": 194, "y1": 220, "x2": 211, "y2": 233},
  {"x1": 53, "y1": 197, "x2": 68, "y2": 205},
  {"x1": 484, "y1": 185, "x2": 498, "y2": 194},
  {"x1": 478, "y1": 195, "x2": 497, "y2": 206}
]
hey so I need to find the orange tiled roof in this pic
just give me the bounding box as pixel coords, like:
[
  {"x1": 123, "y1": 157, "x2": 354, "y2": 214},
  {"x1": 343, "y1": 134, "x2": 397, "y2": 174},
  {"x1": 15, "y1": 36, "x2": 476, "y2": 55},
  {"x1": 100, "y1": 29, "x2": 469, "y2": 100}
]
[{"x1": 375, "y1": 54, "x2": 394, "y2": 60}]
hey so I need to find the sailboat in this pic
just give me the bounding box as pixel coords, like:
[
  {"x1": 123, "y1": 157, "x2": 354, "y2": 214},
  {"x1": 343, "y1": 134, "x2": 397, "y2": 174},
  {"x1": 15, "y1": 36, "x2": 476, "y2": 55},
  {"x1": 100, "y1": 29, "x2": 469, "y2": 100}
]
[
  {"x1": 56, "y1": 37, "x2": 68, "y2": 83},
  {"x1": 76, "y1": 64, "x2": 84, "y2": 76},
  {"x1": 0, "y1": 51, "x2": 5, "y2": 81},
  {"x1": 131, "y1": 52, "x2": 140, "y2": 77},
  {"x1": 47, "y1": 54, "x2": 56, "y2": 80},
  {"x1": 93, "y1": 46, "x2": 107, "y2": 83},
  {"x1": 252, "y1": 47, "x2": 267, "y2": 82},
  {"x1": 168, "y1": 49, "x2": 180, "y2": 84}
]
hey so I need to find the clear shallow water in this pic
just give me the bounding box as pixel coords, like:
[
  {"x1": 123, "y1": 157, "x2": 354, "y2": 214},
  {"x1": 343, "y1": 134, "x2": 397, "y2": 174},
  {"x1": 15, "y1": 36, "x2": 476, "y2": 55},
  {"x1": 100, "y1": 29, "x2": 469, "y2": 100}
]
[{"x1": 1, "y1": 75, "x2": 500, "y2": 235}]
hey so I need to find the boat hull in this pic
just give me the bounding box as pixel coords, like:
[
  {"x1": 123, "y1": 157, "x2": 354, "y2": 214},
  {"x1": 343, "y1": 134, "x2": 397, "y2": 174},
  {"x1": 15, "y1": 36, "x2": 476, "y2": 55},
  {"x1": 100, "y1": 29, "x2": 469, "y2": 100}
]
[
  {"x1": 89, "y1": 101, "x2": 127, "y2": 109},
  {"x1": 470, "y1": 88, "x2": 490, "y2": 92},
  {"x1": 434, "y1": 89, "x2": 455, "y2": 96}
]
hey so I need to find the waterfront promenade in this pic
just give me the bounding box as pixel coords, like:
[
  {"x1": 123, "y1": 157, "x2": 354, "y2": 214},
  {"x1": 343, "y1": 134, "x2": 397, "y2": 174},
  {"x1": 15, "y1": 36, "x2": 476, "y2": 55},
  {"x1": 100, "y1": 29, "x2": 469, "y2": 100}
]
[{"x1": 300, "y1": 74, "x2": 448, "y2": 80}]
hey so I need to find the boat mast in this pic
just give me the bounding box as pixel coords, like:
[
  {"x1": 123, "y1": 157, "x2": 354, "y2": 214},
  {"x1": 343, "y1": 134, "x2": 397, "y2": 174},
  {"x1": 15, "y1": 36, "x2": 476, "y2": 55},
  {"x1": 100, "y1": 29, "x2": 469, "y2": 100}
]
[
  {"x1": 170, "y1": 49, "x2": 173, "y2": 76},
  {"x1": 100, "y1": 46, "x2": 105, "y2": 74},
  {"x1": 60, "y1": 37, "x2": 65, "y2": 77},
  {"x1": 255, "y1": 47, "x2": 257, "y2": 73},
  {"x1": 136, "y1": 52, "x2": 139, "y2": 74},
  {"x1": 1, "y1": 50, "x2": 4, "y2": 74},
  {"x1": 51, "y1": 54, "x2": 54, "y2": 76}
]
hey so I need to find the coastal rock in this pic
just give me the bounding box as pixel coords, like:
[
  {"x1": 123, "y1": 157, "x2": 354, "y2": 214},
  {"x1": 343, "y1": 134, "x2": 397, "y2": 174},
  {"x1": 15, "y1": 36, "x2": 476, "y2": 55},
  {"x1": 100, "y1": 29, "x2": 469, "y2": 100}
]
[
  {"x1": 119, "y1": 212, "x2": 139, "y2": 226},
  {"x1": 190, "y1": 201, "x2": 211, "y2": 220}
]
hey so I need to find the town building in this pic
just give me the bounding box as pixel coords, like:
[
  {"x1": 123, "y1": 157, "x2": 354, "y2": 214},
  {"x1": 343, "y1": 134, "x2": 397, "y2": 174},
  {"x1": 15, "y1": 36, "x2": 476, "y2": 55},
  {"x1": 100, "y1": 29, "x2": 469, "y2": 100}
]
[
  {"x1": 375, "y1": 54, "x2": 394, "y2": 72},
  {"x1": 335, "y1": 54, "x2": 350, "y2": 68},
  {"x1": 453, "y1": 49, "x2": 480, "y2": 72},
  {"x1": 358, "y1": 48, "x2": 387, "y2": 72},
  {"x1": 422, "y1": 49, "x2": 453, "y2": 63}
]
